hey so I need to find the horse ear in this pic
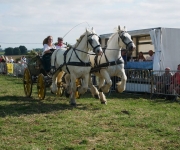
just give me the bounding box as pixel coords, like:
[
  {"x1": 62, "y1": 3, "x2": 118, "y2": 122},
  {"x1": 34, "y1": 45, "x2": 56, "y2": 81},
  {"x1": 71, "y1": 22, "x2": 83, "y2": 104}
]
[
  {"x1": 124, "y1": 26, "x2": 126, "y2": 31},
  {"x1": 92, "y1": 27, "x2": 93, "y2": 30},
  {"x1": 118, "y1": 25, "x2": 120, "y2": 30}
]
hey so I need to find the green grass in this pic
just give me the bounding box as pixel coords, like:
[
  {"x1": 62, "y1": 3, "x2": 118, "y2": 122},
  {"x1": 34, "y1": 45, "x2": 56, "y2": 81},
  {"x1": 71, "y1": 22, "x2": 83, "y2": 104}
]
[
  {"x1": 0, "y1": 51, "x2": 5, "y2": 55},
  {"x1": 0, "y1": 75, "x2": 180, "y2": 150}
]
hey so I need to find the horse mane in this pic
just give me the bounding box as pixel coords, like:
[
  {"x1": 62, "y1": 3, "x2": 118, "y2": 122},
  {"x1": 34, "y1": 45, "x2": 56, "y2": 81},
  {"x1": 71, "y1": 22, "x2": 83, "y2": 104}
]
[
  {"x1": 107, "y1": 26, "x2": 125, "y2": 45},
  {"x1": 74, "y1": 30, "x2": 91, "y2": 48}
]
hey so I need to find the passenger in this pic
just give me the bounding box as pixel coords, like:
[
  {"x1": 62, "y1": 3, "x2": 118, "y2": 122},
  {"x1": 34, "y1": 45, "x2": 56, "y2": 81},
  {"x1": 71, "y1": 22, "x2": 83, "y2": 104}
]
[
  {"x1": 56, "y1": 37, "x2": 67, "y2": 49},
  {"x1": 42, "y1": 36, "x2": 56, "y2": 72},
  {"x1": 137, "y1": 51, "x2": 146, "y2": 61},
  {"x1": 155, "y1": 67, "x2": 172, "y2": 93},
  {"x1": 146, "y1": 50, "x2": 154, "y2": 61},
  {"x1": 169, "y1": 64, "x2": 180, "y2": 95}
]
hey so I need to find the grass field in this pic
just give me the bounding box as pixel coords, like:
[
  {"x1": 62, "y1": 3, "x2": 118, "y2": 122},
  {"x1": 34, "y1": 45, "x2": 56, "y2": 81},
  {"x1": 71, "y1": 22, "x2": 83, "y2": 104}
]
[
  {"x1": 0, "y1": 75, "x2": 180, "y2": 150},
  {"x1": 0, "y1": 51, "x2": 5, "y2": 55}
]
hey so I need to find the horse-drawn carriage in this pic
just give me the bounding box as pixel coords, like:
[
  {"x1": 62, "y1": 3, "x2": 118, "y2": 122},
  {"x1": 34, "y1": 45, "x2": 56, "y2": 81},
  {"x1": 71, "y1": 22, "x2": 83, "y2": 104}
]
[
  {"x1": 23, "y1": 55, "x2": 65, "y2": 100},
  {"x1": 22, "y1": 26, "x2": 135, "y2": 105}
]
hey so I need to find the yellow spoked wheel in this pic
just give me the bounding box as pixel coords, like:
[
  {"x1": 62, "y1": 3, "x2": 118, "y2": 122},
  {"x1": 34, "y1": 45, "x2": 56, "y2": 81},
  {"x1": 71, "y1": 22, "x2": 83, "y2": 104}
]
[
  {"x1": 75, "y1": 78, "x2": 81, "y2": 99},
  {"x1": 37, "y1": 74, "x2": 46, "y2": 100},
  {"x1": 56, "y1": 81, "x2": 65, "y2": 97},
  {"x1": 23, "y1": 68, "x2": 32, "y2": 97}
]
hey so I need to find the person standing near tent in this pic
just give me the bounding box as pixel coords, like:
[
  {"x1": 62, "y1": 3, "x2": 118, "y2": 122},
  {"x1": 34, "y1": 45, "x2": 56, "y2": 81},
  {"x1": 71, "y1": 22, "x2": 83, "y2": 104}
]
[
  {"x1": 121, "y1": 49, "x2": 127, "y2": 63},
  {"x1": 146, "y1": 50, "x2": 154, "y2": 61},
  {"x1": 137, "y1": 52, "x2": 146, "y2": 61},
  {"x1": 169, "y1": 64, "x2": 180, "y2": 94},
  {"x1": 155, "y1": 67, "x2": 172, "y2": 93}
]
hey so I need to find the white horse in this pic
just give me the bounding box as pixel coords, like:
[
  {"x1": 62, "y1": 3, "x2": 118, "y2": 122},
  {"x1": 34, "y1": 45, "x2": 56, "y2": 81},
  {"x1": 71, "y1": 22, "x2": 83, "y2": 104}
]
[
  {"x1": 51, "y1": 28, "x2": 103, "y2": 106},
  {"x1": 89, "y1": 26, "x2": 136, "y2": 104}
]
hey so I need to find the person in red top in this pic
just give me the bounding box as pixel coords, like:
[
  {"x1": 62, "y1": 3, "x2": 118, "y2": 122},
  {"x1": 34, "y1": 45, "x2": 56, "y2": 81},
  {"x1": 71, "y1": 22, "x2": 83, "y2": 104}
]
[
  {"x1": 0, "y1": 56, "x2": 2, "y2": 62},
  {"x1": 169, "y1": 64, "x2": 180, "y2": 94}
]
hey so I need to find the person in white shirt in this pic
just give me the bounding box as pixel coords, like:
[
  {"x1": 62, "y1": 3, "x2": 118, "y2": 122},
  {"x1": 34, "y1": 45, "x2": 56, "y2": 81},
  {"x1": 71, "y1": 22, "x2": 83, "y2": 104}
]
[
  {"x1": 21, "y1": 56, "x2": 26, "y2": 63},
  {"x1": 42, "y1": 35, "x2": 56, "y2": 72},
  {"x1": 42, "y1": 36, "x2": 56, "y2": 56},
  {"x1": 56, "y1": 37, "x2": 67, "y2": 49},
  {"x1": 10, "y1": 57, "x2": 14, "y2": 63},
  {"x1": 146, "y1": 50, "x2": 154, "y2": 61}
]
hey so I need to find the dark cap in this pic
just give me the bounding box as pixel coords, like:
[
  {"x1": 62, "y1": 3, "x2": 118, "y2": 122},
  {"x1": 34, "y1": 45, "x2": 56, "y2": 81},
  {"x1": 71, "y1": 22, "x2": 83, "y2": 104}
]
[{"x1": 58, "y1": 37, "x2": 63, "y2": 41}]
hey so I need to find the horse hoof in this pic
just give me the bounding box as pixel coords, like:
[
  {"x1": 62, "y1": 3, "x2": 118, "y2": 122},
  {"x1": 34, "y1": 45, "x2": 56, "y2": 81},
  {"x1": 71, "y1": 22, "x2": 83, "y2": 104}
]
[
  {"x1": 101, "y1": 102, "x2": 107, "y2": 105},
  {"x1": 94, "y1": 95, "x2": 99, "y2": 99},
  {"x1": 65, "y1": 90, "x2": 70, "y2": 98},
  {"x1": 70, "y1": 103, "x2": 77, "y2": 107}
]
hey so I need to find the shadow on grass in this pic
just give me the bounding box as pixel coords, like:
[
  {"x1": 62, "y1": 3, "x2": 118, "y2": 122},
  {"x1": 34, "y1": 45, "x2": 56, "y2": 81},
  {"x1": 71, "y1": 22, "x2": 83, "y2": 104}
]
[
  {"x1": 0, "y1": 95, "x2": 91, "y2": 118},
  {"x1": 106, "y1": 91, "x2": 150, "y2": 100},
  {"x1": 149, "y1": 94, "x2": 180, "y2": 104}
]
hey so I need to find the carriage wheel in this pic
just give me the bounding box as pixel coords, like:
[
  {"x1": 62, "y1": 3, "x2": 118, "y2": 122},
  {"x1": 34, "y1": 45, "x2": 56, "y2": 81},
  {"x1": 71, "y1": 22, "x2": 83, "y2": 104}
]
[
  {"x1": 75, "y1": 78, "x2": 81, "y2": 99},
  {"x1": 57, "y1": 81, "x2": 65, "y2": 97},
  {"x1": 37, "y1": 73, "x2": 46, "y2": 100},
  {"x1": 23, "y1": 68, "x2": 32, "y2": 97}
]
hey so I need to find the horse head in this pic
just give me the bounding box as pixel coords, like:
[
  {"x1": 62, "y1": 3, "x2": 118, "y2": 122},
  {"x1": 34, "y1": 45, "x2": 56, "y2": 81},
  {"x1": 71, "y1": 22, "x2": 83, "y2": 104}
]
[
  {"x1": 118, "y1": 25, "x2": 136, "y2": 51},
  {"x1": 86, "y1": 28, "x2": 103, "y2": 55}
]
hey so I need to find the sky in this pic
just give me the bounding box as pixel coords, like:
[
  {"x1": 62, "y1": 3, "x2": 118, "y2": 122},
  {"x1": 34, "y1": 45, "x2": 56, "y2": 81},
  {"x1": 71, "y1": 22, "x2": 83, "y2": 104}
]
[{"x1": 0, "y1": 0, "x2": 180, "y2": 50}]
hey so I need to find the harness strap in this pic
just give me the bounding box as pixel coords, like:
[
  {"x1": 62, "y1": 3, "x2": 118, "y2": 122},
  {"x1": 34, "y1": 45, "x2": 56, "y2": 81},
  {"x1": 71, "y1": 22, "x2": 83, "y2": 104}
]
[
  {"x1": 66, "y1": 61, "x2": 91, "y2": 66},
  {"x1": 90, "y1": 57, "x2": 124, "y2": 73},
  {"x1": 73, "y1": 48, "x2": 85, "y2": 64}
]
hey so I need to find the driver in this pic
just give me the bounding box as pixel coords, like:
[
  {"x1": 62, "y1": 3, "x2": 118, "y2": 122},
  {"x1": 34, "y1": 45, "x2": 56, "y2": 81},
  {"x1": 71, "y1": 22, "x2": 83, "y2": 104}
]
[{"x1": 42, "y1": 36, "x2": 56, "y2": 73}]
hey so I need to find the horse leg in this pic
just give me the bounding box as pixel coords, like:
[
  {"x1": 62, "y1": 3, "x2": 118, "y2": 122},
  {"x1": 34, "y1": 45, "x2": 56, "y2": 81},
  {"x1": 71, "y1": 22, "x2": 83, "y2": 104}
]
[
  {"x1": 88, "y1": 75, "x2": 99, "y2": 99},
  {"x1": 69, "y1": 76, "x2": 77, "y2": 106},
  {"x1": 51, "y1": 71, "x2": 60, "y2": 93},
  {"x1": 64, "y1": 74, "x2": 71, "y2": 98},
  {"x1": 50, "y1": 50, "x2": 58, "y2": 73},
  {"x1": 98, "y1": 77, "x2": 107, "y2": 104},
  {"x1": 57, "y1": 71, "x2": 65, "y2": 83},
  {"x1": 116, "y1": 68, "x2": 127, "y2": 93},
  {"x1": 99, "y1": 69, "x2": 112, "y2": 93},
  {"x1": 78, "y1": 75, "x2": 89, "y2": 95}
]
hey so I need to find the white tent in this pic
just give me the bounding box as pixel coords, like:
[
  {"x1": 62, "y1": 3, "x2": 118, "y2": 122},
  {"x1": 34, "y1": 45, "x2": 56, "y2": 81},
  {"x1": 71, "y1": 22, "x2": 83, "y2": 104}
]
[{"x1": 150, "y1": 28, "x2": 180, "y2": 71}]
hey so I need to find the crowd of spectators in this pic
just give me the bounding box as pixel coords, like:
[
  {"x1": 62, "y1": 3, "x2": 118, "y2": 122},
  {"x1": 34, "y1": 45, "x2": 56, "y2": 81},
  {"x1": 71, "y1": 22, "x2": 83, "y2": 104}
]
[{"x1": 155, "y1": 64, "x2": 180, "y2": 95}]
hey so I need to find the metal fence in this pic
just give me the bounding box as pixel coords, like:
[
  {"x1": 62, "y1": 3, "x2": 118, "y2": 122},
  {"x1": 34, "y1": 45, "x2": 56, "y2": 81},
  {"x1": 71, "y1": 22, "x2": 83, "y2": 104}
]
[
  {"x1": 0, "y1": 62, "x2": 27, "y2": 77},
  {"x1": 151, "y1": 70, "x2": 180, "y2": 100},
  {"x1": 107, "y1": 69, "x2": 152, "y2": 93},
  {"x1": 93, "y1": 69, "x2": 179, "y2": 100}
]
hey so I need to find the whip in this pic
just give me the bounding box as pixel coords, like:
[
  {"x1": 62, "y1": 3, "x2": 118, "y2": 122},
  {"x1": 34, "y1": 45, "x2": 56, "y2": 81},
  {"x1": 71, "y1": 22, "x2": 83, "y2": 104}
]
[{"x1": 63, "y1": 21, "x2": 90, "y2": 39}]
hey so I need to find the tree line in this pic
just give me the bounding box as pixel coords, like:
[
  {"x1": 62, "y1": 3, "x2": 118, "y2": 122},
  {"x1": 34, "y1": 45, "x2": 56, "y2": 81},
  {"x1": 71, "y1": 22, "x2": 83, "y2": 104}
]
[{"x1": 4, "y1": 46, "x2": 28, "y2": 55}]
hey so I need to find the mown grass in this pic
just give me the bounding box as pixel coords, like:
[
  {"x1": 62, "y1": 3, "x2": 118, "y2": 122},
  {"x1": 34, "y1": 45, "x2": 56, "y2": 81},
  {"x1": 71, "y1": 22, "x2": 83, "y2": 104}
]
[{"x1": 0, "y1": 75, "x2": 180, "y2": 150}]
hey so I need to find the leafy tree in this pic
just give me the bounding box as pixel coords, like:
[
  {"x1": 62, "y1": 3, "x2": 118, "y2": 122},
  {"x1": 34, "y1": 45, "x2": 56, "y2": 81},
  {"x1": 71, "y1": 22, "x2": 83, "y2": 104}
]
[
  {"x1": 4, "y1": 47, "x2": 13, "y2": 55},
  {"x1": 19, "y1": 45, "x2": 27, "y2": 55},
  {"x1": 13, "y1": 47, "x2": 21, "y2": 55},
  {"x1": 33, "y1": 48, "x2": 43, "y2": 55}
]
